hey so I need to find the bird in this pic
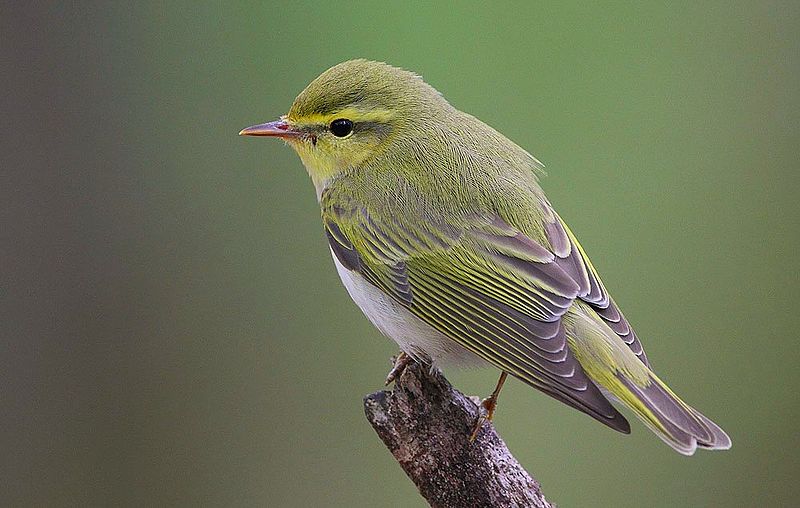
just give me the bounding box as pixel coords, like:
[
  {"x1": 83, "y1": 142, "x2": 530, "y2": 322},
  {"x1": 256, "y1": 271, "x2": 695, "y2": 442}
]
[{"x1": 239, "y1": 59, "x2": 731, "y2": 455}]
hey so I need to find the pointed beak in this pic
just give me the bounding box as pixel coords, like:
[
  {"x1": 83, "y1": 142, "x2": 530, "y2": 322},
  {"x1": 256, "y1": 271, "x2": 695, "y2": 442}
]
[{"x1": 238, "y1": 118, "x2": 303, "y2": 139}]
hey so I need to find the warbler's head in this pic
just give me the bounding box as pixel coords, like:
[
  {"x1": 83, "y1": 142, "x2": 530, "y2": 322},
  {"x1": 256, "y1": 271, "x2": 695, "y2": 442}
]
[{"x1": 240, "y1": 59, "x2": 450, "y2": 189}]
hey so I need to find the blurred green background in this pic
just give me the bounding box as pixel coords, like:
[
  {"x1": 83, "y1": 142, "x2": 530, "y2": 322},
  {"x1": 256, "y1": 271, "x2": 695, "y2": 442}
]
[{"x1": 3, "y1": 2, "x2": 799, "y2": 506}]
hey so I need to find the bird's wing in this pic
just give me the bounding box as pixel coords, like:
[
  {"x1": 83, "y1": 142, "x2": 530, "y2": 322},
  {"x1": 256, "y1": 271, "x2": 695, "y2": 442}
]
[
  {"x1": 539, "y1": 200, "x2": 650, "y2": 366},
  {"x1": 321, "y1": 190, "x2": 630, "y2": 433}
]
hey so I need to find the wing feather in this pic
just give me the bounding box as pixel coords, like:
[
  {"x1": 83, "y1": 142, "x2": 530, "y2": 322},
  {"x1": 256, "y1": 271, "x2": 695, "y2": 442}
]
[
  {"x1": 321, "y1": 191, "x2": 630, "y2": 432},
  {"x1": 406, "y1": 267, "x2": 628, "y2": 428},
  {"x1": 541, "y1": 201, "x2": 650, "y2": 366}
]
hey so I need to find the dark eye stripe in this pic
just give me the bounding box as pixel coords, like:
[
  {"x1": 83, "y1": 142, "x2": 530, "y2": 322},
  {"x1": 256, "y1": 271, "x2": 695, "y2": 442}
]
[{"x1": 353, "y1": 121, "x2": 391, "y2": 137}]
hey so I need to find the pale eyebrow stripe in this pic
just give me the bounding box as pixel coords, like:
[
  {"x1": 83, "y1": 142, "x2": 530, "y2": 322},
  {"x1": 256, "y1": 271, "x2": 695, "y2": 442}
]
[{"x1": 291, "y1": 107, "x2": 395, "y2": 126}]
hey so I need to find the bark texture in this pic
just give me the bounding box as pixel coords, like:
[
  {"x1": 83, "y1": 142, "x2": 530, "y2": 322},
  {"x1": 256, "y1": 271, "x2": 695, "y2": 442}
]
[{"x1": 363, "y1": 361, "x2": 553, "y2": 508}]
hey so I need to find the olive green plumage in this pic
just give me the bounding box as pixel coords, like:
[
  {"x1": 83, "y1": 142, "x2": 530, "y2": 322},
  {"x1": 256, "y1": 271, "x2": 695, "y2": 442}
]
[{"x1": 243, "y1": 59, "x2": 731, "y2": 455}]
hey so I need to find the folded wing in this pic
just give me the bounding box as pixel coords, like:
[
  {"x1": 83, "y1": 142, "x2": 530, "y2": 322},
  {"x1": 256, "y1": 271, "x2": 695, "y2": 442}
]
[{"x1": 322, "y1": 190, "x2": 631, "y2": 433}]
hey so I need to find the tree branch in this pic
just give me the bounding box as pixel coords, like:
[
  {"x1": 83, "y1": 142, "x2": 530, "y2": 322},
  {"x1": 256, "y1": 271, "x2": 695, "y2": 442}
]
[{"x1": 363, "y1": 360, "x2": 553, "y2": 508}]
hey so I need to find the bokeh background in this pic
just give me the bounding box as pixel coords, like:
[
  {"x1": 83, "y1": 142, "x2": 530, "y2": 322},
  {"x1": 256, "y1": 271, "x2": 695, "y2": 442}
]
[{"x1": 3, "y1": 2, "x2": 799, "y2": 506}]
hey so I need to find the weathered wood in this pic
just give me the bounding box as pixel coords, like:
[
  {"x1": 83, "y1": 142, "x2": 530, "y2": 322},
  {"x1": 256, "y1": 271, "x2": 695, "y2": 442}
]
[{"x1": 364, "y1": 361, "x2": 553, "y2": 508}]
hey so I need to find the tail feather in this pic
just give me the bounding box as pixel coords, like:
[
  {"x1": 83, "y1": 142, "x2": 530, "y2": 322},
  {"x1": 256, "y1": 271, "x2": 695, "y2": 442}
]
[
  {"x1": 565, "y1": 302, "x2": 730, "y2": 455},
  {"x1": 617, "y1": 373, "x2": 731, "y2": 455}
]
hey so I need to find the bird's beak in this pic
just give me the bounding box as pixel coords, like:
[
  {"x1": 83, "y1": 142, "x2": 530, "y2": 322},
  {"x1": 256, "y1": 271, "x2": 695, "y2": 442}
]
[{"x1": 238, "y1": 118, "x2": 303, "y2": 139}]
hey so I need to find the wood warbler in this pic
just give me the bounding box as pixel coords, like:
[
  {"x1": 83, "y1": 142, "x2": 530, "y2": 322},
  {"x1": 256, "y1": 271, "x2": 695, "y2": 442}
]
[{"x1": 240, "y1": 59, "x2": 730, "y2": 455}]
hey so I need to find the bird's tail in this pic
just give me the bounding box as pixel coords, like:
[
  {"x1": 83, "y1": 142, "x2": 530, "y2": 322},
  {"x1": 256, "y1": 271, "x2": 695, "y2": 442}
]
[
  {"x1": 610, "y1": 371, "x2": 732, "y2": 455},
  {"x1": 566, "y1": 303, "x2": 731, "y2": 455}
]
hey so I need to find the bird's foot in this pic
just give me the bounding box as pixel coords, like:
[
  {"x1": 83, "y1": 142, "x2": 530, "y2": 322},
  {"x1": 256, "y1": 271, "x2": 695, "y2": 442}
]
[
  {"x1": 385, "y1": 351, "x2": 413, "y2": 385},
  {"x1": 469, "y1": 372, "x2": 508, "y2": 442},
  {"x1": 469, "y1": 396, "x2": 499, "y2": 442}
]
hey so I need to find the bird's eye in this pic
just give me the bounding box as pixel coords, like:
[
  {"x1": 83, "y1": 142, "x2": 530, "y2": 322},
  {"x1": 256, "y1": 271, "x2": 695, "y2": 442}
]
[{"x1": 329, "y1": 118, "x2": 354, "y2": 138}]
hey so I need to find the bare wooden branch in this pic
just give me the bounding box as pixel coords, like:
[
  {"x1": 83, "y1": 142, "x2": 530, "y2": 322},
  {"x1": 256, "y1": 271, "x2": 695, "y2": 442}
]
[{"x1": 363, "y1": 361, "x2": 553, "y2": 508}]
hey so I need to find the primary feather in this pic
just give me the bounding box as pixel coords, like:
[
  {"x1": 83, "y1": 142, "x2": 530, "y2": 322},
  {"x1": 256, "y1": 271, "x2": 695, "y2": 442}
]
[{"x1": 262, "y1": 59, "x2": 731, "y2": 455}]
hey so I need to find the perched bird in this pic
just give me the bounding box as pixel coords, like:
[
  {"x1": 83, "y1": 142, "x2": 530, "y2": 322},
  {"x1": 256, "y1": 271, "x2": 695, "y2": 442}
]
[{"x1": 240, "y1": 59, "x2": 731, "y2": 455}]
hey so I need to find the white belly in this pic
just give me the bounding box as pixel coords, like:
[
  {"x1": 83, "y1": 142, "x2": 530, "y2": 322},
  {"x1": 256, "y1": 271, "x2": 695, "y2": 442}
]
[{"x1": 331, "y1": 251, "x2": 487, "y2": 368}]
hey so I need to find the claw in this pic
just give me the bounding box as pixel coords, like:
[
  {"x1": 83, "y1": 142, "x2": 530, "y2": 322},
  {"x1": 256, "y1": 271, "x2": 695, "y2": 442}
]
[
  {"x1": 385, "y1": 351, "x2": 412, "y2": 385},
  {"x1": 469, "y1": 372, "x2": 508, "y2": 442},
  {"x1": 469, "y1": 397, "x2": 498, "y2": 442}
]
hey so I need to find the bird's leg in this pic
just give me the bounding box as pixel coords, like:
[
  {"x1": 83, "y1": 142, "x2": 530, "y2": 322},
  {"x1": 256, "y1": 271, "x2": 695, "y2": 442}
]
[
  {"x1": 470, "y1": 372, "x2": 509, "y2": 442},
  {"x1": 385, "y1": 351, "x2": 413, "y2": 385}
]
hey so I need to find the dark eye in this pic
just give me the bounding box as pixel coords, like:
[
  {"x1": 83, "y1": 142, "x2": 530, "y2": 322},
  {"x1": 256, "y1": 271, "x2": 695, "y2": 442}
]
[{"x1": 329, "y1": 118, "x2": 354, "y2": 137}]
